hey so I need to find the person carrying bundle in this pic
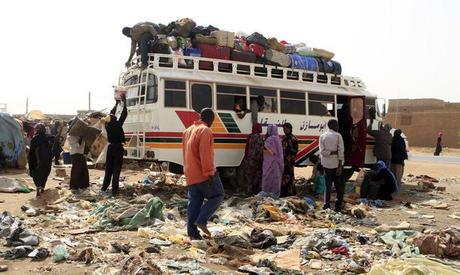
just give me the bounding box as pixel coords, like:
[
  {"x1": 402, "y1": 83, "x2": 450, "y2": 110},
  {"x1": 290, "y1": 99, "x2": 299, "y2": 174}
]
[
  {"x1": 66, "y1": 121, "x2": 89, "y2": 193},
  {"x1": 100, "y1": 96, "x2": 128, "y2": 197}
]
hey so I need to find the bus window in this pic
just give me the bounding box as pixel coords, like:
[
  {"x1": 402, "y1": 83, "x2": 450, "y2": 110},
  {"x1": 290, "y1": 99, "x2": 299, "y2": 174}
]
[
  {"x1": 146, "y1": 74, "x2": 158, "y2": 104},
  {"x1": 124, "y1": 75, "x2": 138, "y2": 86},
  {"x1": 216, "y1": 85, "x2": 246, "y2": 111},
  {"x1": 280, "y1": 90, "x2": 306, "y2": 115},
  {"x1": 308, "y1": 93, "x2": 335, "y2": 116},
  {"x1": 164, "y1": 80, "x2": 186, "y2": 108},
  {"x1": 124, "y1": 75, "x2": 139, "y2": 107},
  {"x1": 127, "y1": 87, "x2": 139, "y2": 107},
  {"x1": 250, "y1": 87, "x2": 277, "y2": 113},
  {"x1": 191, "y1": 83, "x2": 212, "y2": 113}
]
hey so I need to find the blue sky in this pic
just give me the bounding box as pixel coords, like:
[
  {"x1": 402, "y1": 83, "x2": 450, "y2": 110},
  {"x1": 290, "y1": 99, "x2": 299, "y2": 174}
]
[{"x1": 0, "y1": 0, "x2": 458, "y2": 114}]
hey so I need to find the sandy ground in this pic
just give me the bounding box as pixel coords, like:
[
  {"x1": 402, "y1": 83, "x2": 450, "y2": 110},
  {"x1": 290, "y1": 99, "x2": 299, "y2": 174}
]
[{"x1": 0, "y1": 159, "x2": 459, "y2": 274}]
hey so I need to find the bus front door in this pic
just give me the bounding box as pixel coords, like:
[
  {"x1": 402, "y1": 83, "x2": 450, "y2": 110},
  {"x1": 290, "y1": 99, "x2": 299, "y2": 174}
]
[{"x1": 347, "y1": 96, "x2": 367, "y2": 167}]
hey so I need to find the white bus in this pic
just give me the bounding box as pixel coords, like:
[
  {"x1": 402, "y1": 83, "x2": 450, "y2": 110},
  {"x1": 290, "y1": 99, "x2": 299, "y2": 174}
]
[{"x1": 119, "y1": 53, "x2": 385, "y2": 179}]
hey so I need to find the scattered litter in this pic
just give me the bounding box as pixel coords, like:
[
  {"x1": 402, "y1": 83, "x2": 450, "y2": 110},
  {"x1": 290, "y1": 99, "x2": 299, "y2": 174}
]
[
  {"x1": 70, "y1": 247, "x2": 95, "y2": 264},
  {"x1": 145, "y1": 245, "x2": 161, "y2": 254},
  {"x1": 369, "y1": 257, "x2": 459, "y2": 275},
  {"x1": 55, "y1": 168, "x2": 67, "y2": 178},
  {"x1": 149, "y1": 238, "x2": 172, "y2": 246},
  {"x1": 21, "y1": 205, "x2": 39, "y2": 217},
  {"x1": 0, "y1": 177, "x2": 32, "y2": 193},
  {"x1": 239, "y1": 264, "x2": 272, "y2": 275},
  {"x1": 28, "y1": 248, "x2": 50, "y2": 261},
  {"x1": 410, "y1": 227, "x2": 460, "y2": 258},
  {"x1": 110, "y1": 242, "x2": 130, "y2": 254},
  {"x1": 0, "y1": 245, "x2": 34, "y2": 260},
  {"x1": 448, "y1": 212, "x2": 460, "y2": 220},
  {"x1": 53, "y1": 245, "x2": 69, "y2": 262},
  {"x1": 375, "y1": 221, "x2": 424, "y2": 233},
  {"x1": 250, "y1": 228, "x2": 277, "y2": 249},
  {"x1": 121, "y1": 255, "x2": 162, "y2": 275},
  {"x1": 421, "y1": 199, "x2": 449, "y2": 210},
  {"x1": 309, "y1": 259, "x2": 323, "y2": 269}
]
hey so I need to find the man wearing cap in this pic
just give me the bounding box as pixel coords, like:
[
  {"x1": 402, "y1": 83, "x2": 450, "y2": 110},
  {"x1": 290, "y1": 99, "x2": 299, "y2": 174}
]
[
  {"x1": 122, "y1": 22, "x2": 158, "y2": 69},
  {"x1": 182, "y1": 108, "x2": 224, "y2": 240}
]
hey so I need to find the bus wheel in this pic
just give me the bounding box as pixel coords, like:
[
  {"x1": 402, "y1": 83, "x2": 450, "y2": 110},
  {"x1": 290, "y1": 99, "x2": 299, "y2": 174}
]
[
  {"x1": 168, "y1": 162, "x2": 184, "y2": 174},
  {"x1": 342, "y1": 167, "x2": 356, "y2": 182}
]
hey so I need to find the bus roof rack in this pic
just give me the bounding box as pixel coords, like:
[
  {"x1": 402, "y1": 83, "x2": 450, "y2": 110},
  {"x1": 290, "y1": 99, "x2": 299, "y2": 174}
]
[{"x1": 126, "y1": 54, "x2": 366, "y2": 90}]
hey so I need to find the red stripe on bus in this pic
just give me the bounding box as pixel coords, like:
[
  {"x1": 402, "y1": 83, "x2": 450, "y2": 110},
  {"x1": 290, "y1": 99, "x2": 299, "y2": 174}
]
[{"x1": 295, "y1": 139, "x2": 319, "y2": 161}]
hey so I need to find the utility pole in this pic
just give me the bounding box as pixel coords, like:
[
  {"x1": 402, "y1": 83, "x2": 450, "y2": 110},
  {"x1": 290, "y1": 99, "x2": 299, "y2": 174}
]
[
  {"x1": 88, "y1": 91, "x2": 91, "y2": 111},
  {"x1": 26, "y1": 97, "x2": 29, "y2": 115}
]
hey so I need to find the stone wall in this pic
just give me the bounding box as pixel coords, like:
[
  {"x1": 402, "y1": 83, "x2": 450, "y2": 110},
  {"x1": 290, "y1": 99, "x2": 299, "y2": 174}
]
[{"x1": 385, "y1": 99, "x2": 460, "y2": 148}]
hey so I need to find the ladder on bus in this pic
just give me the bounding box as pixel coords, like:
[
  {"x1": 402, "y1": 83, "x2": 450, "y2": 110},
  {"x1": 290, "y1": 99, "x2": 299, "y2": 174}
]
[{"x1": 124, "y1": 71, "x2": 149, "y2": 160}]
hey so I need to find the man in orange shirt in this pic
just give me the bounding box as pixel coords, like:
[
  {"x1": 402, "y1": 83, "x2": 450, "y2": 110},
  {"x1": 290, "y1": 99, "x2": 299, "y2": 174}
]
[{"x1": 182, "y1": 108, "x2": 224, "y2": 240}]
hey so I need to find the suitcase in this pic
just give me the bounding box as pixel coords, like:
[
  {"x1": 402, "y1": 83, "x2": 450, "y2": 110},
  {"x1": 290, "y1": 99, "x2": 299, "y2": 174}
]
[
  {"x1": 191, "y1": 25, "x2": 220, "y2": 39},
  {"x1": 296, "y1": 47, "x2": 335, "y2": 59},
  {"x1": 174, "y1": 18, "x2": 196, "y2": 37},
  {"x1": 193, "y1": 34, "x2": 217, "y2": 45},
  {"x1": 150, "y1": 40, "x2": 171, "y2": 54},
  {"x1": 231, "y1": 49, "x2": 256, "y2": 63},
  {"x1": 159, "y1": 22, "x2": 175, "y2": 35},
  {"x1": 247, "y1": 32, "x2": 269, "y2": 48},
  {"x1": 167, "y1": 36, "x2": 177, "y2": 49},
  {"x1": 283, "y1": 44, "x2": 296, "y2": 54},
  {"x1": 289, "y1": 54, "x2": 318, "y2": 71},
  {"x1": 235, "y1": 37, "x2": 249, "y2": 52},
  {"x1": 150, "y1": 40, "x2": 171, "y2": 64},
  {"x1": 296, "y1": 46, "x2": 316, "y2": 57},
  {"x1": 184, "y1": 48, "x2": 201, "y2": 57},
  {"x1": 176, "y1": 36, "x2": 187, "y2": 49},
  {"x1": 267, "y1": 38, "x2": 285, "y2": 52},
  {"x1": 265, "y1": 49, "x2": 291, "y2": 67},
  {"x1": 316, "y1": 58, "x2": 342, "y2": 75},
  {"x1": 210, "y1": 30, "x2": 235, "y2": 48},
  {"x1": 196, "y1": 44, "x2": 231, "y2": 70},
  {"x1": 249, "y1": 43, "x2": 265, "y2": 58},
  {"x1": 313, "y1": 48, "x2": 335, "y2": 59}
]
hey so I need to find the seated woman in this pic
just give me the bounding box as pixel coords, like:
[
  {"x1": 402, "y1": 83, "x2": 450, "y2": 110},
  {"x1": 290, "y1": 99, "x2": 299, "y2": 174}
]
[{"x1": 360, "y1": 161, "x2": 398, "y2": 201}]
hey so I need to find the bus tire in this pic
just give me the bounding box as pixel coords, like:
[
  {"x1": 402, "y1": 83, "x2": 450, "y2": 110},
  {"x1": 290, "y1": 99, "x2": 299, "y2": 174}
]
[{"x1": 168, "y1": 162, "x2": 184, "y2": 174}]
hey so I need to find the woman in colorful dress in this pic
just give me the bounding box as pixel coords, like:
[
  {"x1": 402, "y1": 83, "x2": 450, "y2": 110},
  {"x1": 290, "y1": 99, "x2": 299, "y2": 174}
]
[{"x1": 261, "y1": 124, "x2": 284, "y2": 198}]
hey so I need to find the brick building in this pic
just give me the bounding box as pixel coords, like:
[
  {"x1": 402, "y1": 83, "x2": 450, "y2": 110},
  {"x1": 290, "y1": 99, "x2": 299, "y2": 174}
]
[{"x1": 385, "y1": 98, "x2": 460, "y2": 148}]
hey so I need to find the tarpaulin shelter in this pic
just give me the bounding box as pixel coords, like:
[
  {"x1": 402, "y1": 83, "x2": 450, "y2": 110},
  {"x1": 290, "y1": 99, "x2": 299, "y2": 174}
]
[
  {"x1": 25, "y1": 110, "x2": 47, "y2": 121},
  {"x1": 0, "y1": 113, "x2": 27, "y2": 168}
]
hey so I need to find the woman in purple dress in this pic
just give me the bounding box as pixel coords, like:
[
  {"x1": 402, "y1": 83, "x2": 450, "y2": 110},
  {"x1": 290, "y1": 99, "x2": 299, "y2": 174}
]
[{"x1": 261, "y1": 124, "x2": 284, "y2": 198}]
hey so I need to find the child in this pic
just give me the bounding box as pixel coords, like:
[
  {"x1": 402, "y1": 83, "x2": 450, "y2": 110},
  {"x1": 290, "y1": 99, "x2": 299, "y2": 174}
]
[{"x1": 308, "y1": 155, "x2": 325, "y2": 197}]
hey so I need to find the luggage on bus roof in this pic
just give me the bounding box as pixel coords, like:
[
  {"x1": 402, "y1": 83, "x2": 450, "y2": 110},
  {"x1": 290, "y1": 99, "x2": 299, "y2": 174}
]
[{"x1": 132, "y1": 18, "x2": 343, "y2": 75}]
